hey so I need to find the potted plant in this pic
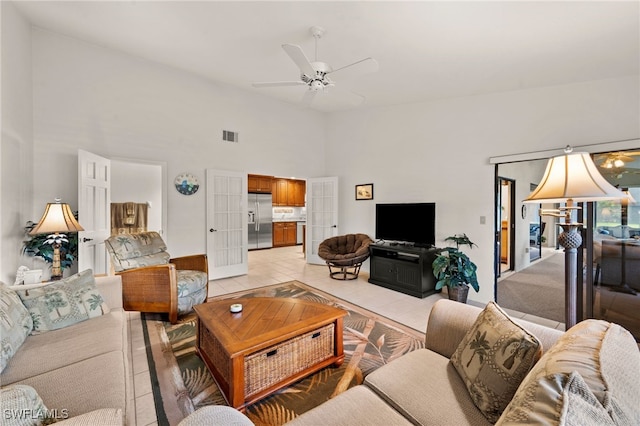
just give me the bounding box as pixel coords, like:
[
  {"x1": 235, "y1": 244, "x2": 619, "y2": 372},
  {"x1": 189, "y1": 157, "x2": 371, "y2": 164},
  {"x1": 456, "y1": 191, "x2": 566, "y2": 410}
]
[
  {"x1": 432, "y1": 233, "x2": 479, "y2": 303},
  {"x1": 22, "y1": 219, "x2": 79, "y2": 276}
]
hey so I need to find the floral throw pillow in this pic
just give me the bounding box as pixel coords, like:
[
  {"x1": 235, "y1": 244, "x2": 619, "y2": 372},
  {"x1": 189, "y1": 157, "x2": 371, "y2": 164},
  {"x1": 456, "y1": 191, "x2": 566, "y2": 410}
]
[
  {"x1": 0, "y1": 283, "x2": 33, "y2": 372},
  {"x1": 450, "y1": 301, "x2": 542, "y2": 423},
  {"x1": 15, "y1": 269, "x2": 109, "y2": 334}
]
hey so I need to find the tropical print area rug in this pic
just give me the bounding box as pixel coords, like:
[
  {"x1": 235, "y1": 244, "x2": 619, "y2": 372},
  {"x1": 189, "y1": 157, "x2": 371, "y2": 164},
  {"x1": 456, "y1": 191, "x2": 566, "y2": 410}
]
[{"x1": 142, "y1": 280, "x2": 425, "y2": 426}]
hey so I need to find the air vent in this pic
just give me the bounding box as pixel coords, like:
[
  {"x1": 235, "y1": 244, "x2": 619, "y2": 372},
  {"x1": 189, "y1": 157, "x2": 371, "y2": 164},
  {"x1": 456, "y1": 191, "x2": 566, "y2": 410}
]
[{"x1": 222, "y1": 130, "x2": 239, "y2": 143}]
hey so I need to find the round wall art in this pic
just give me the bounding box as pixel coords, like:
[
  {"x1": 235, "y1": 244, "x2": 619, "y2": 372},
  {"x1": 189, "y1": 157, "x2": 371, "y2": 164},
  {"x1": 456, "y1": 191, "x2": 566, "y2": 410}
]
[{"x1": 174, "y1": 173, "x2": 199, "y2": 196}]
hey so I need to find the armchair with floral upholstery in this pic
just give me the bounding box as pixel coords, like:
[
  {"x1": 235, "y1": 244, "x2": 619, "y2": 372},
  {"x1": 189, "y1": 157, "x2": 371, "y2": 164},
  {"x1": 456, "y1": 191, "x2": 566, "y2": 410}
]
[{"x1": 104, "y1": 232, "x2": 208, "y2": 323}]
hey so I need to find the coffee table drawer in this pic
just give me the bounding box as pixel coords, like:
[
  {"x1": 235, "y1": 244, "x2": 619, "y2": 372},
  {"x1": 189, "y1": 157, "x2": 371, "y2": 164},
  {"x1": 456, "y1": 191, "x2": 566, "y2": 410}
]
[{"x1": 244, "y1": 323, "x2": 335, "y2": 398}]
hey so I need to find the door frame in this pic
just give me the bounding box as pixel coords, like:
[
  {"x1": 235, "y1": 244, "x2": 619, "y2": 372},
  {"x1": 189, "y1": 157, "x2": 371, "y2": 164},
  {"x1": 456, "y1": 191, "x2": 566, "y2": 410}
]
[
  {"x1": 495, "y1": 175, "x2": 516, "y2": 281},
  {"x1": 110, "y1": 156, "x2": 168, "y2": 240}
]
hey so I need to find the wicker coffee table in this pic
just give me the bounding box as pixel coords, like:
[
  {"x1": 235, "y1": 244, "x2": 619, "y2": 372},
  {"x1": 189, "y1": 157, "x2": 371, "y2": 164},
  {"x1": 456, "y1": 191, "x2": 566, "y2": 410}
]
[{"x1": 194, "y1": 297, "x2": 346, "y2": 410}]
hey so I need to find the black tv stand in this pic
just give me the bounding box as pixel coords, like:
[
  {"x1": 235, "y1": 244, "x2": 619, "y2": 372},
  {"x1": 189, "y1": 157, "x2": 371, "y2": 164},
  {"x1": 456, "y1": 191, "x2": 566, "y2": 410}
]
[{"x1": 368, "y1": 242, "x2": 439, "y2": 298}]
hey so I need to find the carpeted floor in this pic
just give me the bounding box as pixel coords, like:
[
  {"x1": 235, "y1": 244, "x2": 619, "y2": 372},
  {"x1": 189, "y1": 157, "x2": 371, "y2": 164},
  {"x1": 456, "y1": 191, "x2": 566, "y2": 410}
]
[
  {"x1": 142, "y1": 280, "x2": 426, "y2": 426},
  {"x1": 497, "y1": 251, "x2": 565, "y2": 323}
]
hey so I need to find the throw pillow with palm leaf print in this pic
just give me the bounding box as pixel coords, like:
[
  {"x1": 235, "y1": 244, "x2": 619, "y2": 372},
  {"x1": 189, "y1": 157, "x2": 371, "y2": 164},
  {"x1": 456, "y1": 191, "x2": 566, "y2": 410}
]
[
  {"x1": 450, "y1": 301, "x2": 542, "y2": 423},
  {"x1": 15, "y1": 269, "x2": 109, "y2": 334}
]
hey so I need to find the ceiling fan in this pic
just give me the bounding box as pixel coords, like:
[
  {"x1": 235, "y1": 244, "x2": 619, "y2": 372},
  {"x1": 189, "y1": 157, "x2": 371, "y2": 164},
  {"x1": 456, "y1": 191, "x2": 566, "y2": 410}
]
[
  {"x1": 595, "y1": 152, "x2": 637, "y2": 169},
  {"x1": 252, "y1": 26, "x2": 378, "y2": 106}
]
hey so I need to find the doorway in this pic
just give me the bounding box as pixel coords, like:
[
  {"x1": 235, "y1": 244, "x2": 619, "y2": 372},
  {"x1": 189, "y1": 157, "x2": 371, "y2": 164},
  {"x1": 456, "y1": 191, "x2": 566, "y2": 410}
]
[
  {"x1": 497, "y1": 177, "x2": 515, "y2": 277},
  {"x1": 528, "y1": 182, "x2": 543, "y2": 262},
  {"x1": 111, "y1": 159, "x2": 165, "y2": 236}
]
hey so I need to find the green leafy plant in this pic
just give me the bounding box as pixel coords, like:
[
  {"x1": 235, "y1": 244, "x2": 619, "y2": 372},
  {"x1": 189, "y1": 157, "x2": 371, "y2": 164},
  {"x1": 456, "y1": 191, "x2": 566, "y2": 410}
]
[
  {"x1": 22, "y1": 218, "x2": 79, "y2": 271},
  {"x1": 432, "y1": 233, "x2": 479, "y2": 292}
]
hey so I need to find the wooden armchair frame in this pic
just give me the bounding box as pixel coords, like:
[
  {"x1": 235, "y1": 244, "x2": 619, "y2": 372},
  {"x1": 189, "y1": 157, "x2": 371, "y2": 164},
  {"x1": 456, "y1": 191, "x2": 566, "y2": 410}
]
[{"x1": 117, "y1": 254, "x2": 208, "y2": 323}]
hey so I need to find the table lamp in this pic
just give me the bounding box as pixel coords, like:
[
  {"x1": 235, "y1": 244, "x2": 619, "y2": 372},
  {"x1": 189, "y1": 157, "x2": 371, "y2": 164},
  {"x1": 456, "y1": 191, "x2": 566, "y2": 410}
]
[
  {"x1": 523, "y1": 146, "x2": 627, "y2": 328},
  {"x1": 30, "y1": 198, "x2": 84, "y2": 280}
]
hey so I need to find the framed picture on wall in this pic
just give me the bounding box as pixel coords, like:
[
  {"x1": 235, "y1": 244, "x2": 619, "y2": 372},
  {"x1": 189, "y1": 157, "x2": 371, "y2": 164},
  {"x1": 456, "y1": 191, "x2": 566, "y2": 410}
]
[{"x1": 355, "y1": 183, "x2": 374, "y2": 200}]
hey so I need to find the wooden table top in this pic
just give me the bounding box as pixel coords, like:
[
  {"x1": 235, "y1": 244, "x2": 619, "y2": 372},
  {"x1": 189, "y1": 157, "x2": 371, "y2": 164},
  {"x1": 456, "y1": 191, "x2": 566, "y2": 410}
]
[{"x1": 194, "y1": 297, "x2": 346, "y2": 356}]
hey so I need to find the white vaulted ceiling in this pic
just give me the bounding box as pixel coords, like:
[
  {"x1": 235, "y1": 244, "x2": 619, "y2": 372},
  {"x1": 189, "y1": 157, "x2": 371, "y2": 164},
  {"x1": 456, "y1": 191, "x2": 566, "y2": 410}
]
[{"x1": 12, "y1": 1, "x2": 640, "y2": 112}]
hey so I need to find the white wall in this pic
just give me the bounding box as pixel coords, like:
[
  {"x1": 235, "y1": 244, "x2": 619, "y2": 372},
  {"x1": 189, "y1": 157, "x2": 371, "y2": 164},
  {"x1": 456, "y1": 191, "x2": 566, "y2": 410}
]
[
  {"x1": 31, "y1": 29, "x2": 326, "y2": 257},
  {"x1": 326, "y1": 76, "x2": 640, "y2": 304},
  {"x1": 1, "y1": 3, "x2": 33, "y2": 284}
]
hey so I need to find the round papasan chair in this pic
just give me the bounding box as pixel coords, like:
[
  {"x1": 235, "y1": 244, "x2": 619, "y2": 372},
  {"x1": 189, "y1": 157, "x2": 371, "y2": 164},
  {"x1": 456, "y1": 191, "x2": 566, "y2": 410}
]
[{"x1": 318, "y1": 233, "x2": 374, "y2": 280}]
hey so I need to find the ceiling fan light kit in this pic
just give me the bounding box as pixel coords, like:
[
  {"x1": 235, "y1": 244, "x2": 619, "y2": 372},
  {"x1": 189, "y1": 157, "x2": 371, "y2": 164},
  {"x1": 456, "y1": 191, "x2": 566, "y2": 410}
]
[{"x1": 252, "y1": 26, "x2": 378, "y2": 106}]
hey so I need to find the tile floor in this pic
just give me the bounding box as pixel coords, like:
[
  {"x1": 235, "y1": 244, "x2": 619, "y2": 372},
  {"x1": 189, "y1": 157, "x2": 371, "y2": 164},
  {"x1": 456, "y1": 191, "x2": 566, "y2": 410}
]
[{"x1": 128, "y1": 245, "x2": 565, "y2": 426}]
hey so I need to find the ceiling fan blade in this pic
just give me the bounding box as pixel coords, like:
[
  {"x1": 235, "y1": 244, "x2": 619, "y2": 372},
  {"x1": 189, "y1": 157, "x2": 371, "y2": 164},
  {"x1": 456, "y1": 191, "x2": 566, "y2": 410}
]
[
  {"x1": 252, "y1": 81, "x2": 306, "y2": 88},
  {"x1": 329, "y1": 57, "x2": 378, "y2": 81},
  {"x1": 617, "y1": 155, "x2": 635, "y2": 163},
  {"x1": 282, "y1": 44, "x2": 316, "y2": 77},
  {"x1": 301, "y1": 89, "x2": 317, "y2": 106}
]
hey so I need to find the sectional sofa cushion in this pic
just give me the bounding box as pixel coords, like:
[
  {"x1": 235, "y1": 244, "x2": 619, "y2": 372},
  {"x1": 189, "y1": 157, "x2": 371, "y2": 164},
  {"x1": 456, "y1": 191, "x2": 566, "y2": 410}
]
[
  {"x1": 0, "y1": 384, "x2": 51, "y2": 426},
  {"x1": 0, "y1": 283, "x2": 33, "y2": 372},
  {"x1": 16, "y1": 351, "x2": 128, "y2": 421},
  {"x1": 0, "y1": 308, "x2": 126, "y2": 385},
  {"x1": 55, "y1": 408, "x2": 123, "y2": 425},
  {"x1": 286, "y1": 384, "x2": 414, "y2": 426},
  {"x1": 364, "y1": 348, "x2": 492, "y2": 425},
  {"x1": 451, "y1": 301, "x2": 542, "y2": 423},
  {"x1": 15, "y1": 269, "x2": 109, "y2": 334},
  {"x1": 496, "y1": 319, "x2": 640, "y2": 425}
]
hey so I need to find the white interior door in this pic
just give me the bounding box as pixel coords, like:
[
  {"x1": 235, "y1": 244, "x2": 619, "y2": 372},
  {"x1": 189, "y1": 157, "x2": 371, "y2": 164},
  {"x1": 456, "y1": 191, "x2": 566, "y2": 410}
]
[
  {"x1": 306, "y1": 177, "x2": 339, "y2": 264},
  {"x1": 78, "y1": 150, "x2": 111, "y2": 275},
  {"x1": 206, "y1": 169, "x2": 248, "y2": 279}
]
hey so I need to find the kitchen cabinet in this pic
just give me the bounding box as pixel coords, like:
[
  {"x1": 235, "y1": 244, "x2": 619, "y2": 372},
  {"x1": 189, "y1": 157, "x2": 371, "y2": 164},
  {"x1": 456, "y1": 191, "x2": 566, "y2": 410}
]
[
  {"x1": 273, "y1": 222, "x2": 297, "y2": 247},
  {"x1": 273, "y1": 179, "x2": 289, "y2": 206},
  {"x1": 248, "y1": 174, "x2": 273, "y2": 193},
  {"x1": 292, "y1": 180, "x2": 306, "y2": 207},
  {"x1": 272, "y1": 178, "x2": 306, "y2": 206}
]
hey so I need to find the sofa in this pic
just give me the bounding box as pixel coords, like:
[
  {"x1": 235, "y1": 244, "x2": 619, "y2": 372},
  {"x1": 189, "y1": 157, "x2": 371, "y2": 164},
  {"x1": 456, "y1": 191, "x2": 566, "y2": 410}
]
[
  {"x1": 0, "y1": 271, "x2": 133, "y2": 425},
  {"x1": 599, "y1": 238, "x2": 640, "y2": 292},
  {"x1": 178, "y1": 298, "x2": 640, "y2": 426}
]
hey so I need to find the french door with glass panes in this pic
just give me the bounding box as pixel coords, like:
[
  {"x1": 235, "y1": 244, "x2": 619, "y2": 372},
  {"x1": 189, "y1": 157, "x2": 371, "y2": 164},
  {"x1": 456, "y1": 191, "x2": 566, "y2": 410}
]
[{"x1": 206, "y1": 169, "x2": 248, "y2": 279}]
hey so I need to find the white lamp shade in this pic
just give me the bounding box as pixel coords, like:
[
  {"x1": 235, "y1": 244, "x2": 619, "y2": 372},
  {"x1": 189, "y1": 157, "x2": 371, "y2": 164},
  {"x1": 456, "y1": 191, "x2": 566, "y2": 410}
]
[
  {"x1": 30, "y1": 201, "x2": 84, "y2": 235},
  {"x1": 524, "y1": 151, "x2": 627, "y2": 203}
]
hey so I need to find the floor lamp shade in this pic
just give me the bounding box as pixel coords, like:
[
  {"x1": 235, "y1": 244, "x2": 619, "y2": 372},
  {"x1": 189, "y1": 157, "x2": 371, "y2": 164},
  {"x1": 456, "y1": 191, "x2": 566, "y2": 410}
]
[
  {"x1": 30, "y1": 199, "x2": 84, "y2": 280},
  {"x1": 524, "y1": 150, "x2": 626, "y2": 203},
  {"x1": 523, "y1": 148, "x2": 626, "y2": 329}
]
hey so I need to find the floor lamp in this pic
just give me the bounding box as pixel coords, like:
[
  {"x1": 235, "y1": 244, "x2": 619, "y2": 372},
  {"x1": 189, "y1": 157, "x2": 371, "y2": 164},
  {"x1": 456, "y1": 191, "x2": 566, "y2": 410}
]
[
  {"x1": 30, "y1": 198, "x2": 84, "y2": 280},
  {"x1": 523, "y1": 146, "x2": 627, "y2": 329}
]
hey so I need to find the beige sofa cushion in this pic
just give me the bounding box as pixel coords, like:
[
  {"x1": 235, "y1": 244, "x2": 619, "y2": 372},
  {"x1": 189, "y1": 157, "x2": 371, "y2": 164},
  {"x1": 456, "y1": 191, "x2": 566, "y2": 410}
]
[
  {"x1": 364, "y1": 348, "x2": 491, "y2": 425},
  {"x1": 16, "y1": 351, "x2": 127, "y2": 421},
  {"x1": 496, "y1": 319, "x2": 640, "y2": 425},
  {"x1": 55, "y1": 409, "x2": 123, "y2": 426},
  {"x1": 450, "y1": 302, "x2": 542, "y2": 423},
  {"x1": 287, "y1": 385, "x2": 413, "y2": 426},
  {"x1": 1, "y1": 310, "x2": 126, "y2": 385}
]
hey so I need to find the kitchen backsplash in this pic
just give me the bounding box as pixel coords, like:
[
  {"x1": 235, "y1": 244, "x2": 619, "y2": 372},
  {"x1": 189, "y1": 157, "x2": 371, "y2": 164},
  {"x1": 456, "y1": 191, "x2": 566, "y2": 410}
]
[{"x1": 273, "y1": 207, "x2": 306, "y2": 221}]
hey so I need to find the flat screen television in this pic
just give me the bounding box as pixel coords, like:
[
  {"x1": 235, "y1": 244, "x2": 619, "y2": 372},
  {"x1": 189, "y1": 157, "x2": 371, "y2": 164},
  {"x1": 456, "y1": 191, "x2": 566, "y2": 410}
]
[{"x1": 375, "y1": 202, "x2": 436, "y2": 247}]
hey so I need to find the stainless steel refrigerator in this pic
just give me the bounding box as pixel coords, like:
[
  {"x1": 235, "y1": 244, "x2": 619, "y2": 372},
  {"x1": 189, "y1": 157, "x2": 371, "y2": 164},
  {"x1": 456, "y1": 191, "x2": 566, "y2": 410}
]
[{"x1": 248, "y1": 193, "x2": 273, "y2": 250}]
